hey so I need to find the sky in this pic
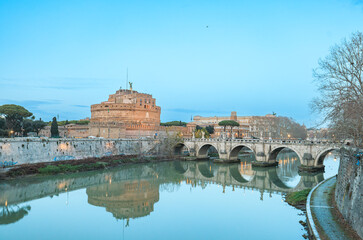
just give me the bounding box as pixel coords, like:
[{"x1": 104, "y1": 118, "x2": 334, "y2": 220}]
[{"x1": 1, "y1": 0, "x2": 363, "y2": 126}]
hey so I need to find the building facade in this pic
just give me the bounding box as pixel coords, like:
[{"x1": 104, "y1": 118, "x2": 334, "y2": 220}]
[{"x1": 187, "y1": 112, "x2": 297, "y2": 139}]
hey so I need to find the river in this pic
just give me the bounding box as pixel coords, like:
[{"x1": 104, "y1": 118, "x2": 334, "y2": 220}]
[{"x1": 0, "y1": 150, "x2": 340, "y2": 240}]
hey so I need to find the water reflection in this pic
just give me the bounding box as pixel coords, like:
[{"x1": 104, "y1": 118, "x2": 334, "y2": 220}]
[
  {"x1": 0, "y1": 161, "x2": 327, "y2": 221},
  {"x1": 0, "y1": 153, "x2": 341, "y2": 239},
  {"x1": 276, "y1": 150, "x2": 301, "y2": 188},
  {"x1": 323, "y1": 150, "x2": 340, "y2": 178},
  {"x1": 87, "y1": 180, "x2": 159, "y2": 220},
  {"x1": 0, "y1": 205, "x2": 31, "y2": 225}
]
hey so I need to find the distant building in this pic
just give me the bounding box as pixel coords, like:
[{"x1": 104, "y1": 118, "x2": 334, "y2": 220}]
[{"x1": 187, "y1": 112, "x2": 303, "y2": 139}]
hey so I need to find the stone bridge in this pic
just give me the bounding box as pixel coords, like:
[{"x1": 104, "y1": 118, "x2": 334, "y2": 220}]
[{"x1": 175, "y1": 138, "x2": 341, "y2": 170}]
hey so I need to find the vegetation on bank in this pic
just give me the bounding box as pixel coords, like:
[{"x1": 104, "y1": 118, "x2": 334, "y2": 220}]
[
  {"x1": 2, "y1": 155, "x2": 173, "y2": 179},
  {"x1": 285, "y1": 188, "x2": 311, "y2": 206}
]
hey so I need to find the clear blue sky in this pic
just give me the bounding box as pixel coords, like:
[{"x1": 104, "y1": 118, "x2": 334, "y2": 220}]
[{"x1": 1, "y1": 0, "x2": 363, "y2": 126}]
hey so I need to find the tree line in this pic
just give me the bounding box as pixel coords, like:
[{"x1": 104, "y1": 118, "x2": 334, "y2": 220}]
[{"x1": 0, "y1": 104, "x2": 47, "y2": 137}]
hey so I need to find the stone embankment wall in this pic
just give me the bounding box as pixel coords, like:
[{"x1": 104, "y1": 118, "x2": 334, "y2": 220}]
[
  {"x1": 0, "y1": 138, "x2": 162, "y2": 167},
  {"x1": 335, "y1": 148, "x2": 362, "y2": 238}
]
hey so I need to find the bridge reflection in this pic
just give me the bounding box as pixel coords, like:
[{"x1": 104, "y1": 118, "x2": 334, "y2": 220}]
[{"x1": 0, "y1": 157, "x2": 327, "y2": 224}]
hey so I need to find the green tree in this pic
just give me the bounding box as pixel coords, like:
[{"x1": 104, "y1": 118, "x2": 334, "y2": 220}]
[
  {"x1": 160, "y1": 121, "x2": 187, "y2": 127},
  {"x1": 218, "y1": 120, "x2": 239, "y2": 138},
  {"x1": 0, "y1": 104, "x2": 32, "y2": 134},
  {"x1": 33, "y1": 120, "x2": 47, "y2": 136},
  {"x1": 0, "y1": 118, "x2": 7, "y2": 137},
  {"x1": 195, "y1": 125, "x2": 203, "y2": 131},
  {"x1": 23, "y1": 119, "x2": 34, "y2": 136},
  {"x1": 195, "y1": 128, "x2": 210, "y2": 138},
  {"x1": 205, "y1": 125, "x2": 215, "y2": 135},
  {"x1": 51, "y1": 117, "x2": 59, "y2": 138},
  {"x1": 218, "y1": 120, "x2": 239, "y2": 130}
]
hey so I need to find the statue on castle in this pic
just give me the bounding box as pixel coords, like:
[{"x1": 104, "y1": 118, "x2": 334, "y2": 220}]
[{"x1": 129, "y1": 82, "x2": 133, "y2": 90}]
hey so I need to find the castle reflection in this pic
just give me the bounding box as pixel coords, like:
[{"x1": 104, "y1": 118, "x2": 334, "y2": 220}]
[{"x1": 87, "y1": 180, "x2": 159, "y2": 220}]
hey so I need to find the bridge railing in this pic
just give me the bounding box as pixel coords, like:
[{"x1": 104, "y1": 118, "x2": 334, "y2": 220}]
[{"x1": 183, "y1": 138, "x2": 342, "y2": 145}]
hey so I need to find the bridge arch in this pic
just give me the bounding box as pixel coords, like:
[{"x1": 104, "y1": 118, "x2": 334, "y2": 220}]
[
  {"x1": 197, "y1": 144, "x2": 219, "y2": 159},
  {"x1": 315, "y1": 148, "x2": 340, "y2": 166},
  {"x1": 229, "y1": 145, "x2": 255, "y2": 161},
  {"x1": 268, "y1": 146, "x2": 302, "y2": 164},
  {"x1": 173, "y1": 143, "x2": 190, "y2": 156}
]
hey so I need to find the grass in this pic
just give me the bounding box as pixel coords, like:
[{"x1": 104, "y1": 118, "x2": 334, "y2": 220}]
[
  {"x1": 36, "y1": 157, "x2": 163, "y2": 175},
  {"x1": 3, "y1": 154, "x2": 173, "y2": 179},
  {"x1": 38, "y1": 162, "x2": 107, "y2": 175},
  {"x1": 286, "y1": 188, "x2": 311, "y2": 205}
]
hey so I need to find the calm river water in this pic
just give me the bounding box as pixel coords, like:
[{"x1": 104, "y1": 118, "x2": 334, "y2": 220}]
[{"x1": 0, "y1": 151, "x2": 340, "y2": 240}]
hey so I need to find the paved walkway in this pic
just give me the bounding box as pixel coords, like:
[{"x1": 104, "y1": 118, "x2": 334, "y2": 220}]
[{"x1": 310, "y1": 177, "x2": 352, "y2": 240}]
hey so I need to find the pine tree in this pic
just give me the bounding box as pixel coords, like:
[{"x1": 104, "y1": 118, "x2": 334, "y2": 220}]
[{"x1": 51, "y1": 117, "x2": 59, "y2": 138}]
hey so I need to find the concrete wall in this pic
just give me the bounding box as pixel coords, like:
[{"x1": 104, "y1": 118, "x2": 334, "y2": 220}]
[
  {"x1": 335, "y1": 148, "x2": 362, "y2": 238},
  {"x1": 0, "y1": 138, "x2": 160, "y2": 166}
]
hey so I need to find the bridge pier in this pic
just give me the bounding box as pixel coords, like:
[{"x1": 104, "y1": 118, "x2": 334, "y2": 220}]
[
  {"x1": 298, "y1": 153, "x2": 325, "y2": 173},
  {"x1": 251, "y1": 149, "x2": 279, "y2": 167}
]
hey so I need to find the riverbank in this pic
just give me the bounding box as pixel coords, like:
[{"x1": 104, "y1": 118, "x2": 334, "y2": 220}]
[
  {"x1": 307, "y1": 177, "x2": 361, "y2": 240},
  {"x1": 0, "y1": 154, "x2": 176, "y2": 180},
  {"x1": 285, "y1": 188, "x2": 311, "y2": 210}
]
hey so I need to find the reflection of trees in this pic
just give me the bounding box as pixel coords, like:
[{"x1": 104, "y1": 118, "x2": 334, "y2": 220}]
[{"x1": 0, "y1": 205, "x2": 31, "y2": 225}]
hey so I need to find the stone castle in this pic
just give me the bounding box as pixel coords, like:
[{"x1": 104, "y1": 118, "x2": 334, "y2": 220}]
[
  {"x1": 40, "y1": 87, "x2": 188, "y2": 139},
  {"x1": 89, "y1": 88, "x2": 162, "y2": 138}
]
